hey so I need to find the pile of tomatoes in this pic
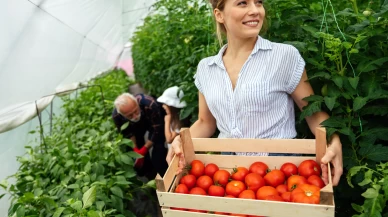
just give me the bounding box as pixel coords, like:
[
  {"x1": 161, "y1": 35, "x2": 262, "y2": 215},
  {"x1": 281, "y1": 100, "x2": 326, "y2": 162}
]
[{"x1": 172, "y1": 159, "x2": 325, "y2": 216}]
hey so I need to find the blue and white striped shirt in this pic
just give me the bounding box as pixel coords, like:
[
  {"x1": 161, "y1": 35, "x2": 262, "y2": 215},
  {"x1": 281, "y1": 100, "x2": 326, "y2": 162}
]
[{"x1": 194, "y1": 36, "x2": 305, "y2": 156}]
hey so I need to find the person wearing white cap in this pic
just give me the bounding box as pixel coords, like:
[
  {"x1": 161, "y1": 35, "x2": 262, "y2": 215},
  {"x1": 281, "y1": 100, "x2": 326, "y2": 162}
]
[{"x1": 157, "y1": 86, "x2": 187, "y2": 149}]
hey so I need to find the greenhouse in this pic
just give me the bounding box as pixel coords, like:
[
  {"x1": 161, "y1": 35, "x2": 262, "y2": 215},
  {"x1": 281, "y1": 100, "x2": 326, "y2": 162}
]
[{"x1": 0, "y1": 0, "x2": 387, "y2": 216}]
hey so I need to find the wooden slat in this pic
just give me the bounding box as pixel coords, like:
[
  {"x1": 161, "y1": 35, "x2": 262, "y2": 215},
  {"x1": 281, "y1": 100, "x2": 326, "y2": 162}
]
[
  {"x1": 315, "y1": 127, "x2": 327, "y2": 164},
  {"x1": 195, "y1": 154, "x2": 315, "y2": 169},
  {"x1": 192, "y1": 138, "x2": 316, "y2": 153},
  {"x1": 161, "y1": 208, "x2": 227, "y2": 217},
  {"x1": 157, "y1": 193, "x2": 334, "y2": 217},
  {"x1": 181, "y1": 128, "x2": 196, "y2": 165},
  {"x1": 158, "y1": 154, "x2": 179, "y2": 192}
]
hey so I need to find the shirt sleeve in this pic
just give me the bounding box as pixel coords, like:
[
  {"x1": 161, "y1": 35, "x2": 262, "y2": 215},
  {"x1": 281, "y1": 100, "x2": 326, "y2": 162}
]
[
  {"x1": 285, "y1": 46, "x2": 306, "y2": 94},
  {"x1": 194, "y1": 59, "x2": 206, "y2": 94},
  {"x1": 145, "y1": 99, "x2": 165, "y2": 144}
]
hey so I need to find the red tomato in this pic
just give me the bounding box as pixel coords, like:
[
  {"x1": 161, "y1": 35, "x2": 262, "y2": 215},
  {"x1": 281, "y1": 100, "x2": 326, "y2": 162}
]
[
  {"x1": 226, "y1": 181, "x2": 246, "y2": 197},
  {"x1": 196, "y1": 175, "x2": 213, "y2": 192},
  {"x1": 213, "y1": 170, "x2": 231, "y2": 187},
  {"x1": 256, "y1": 186, "x2": 278, "y2": 200},
  {"x1": 276, "y1": 184, "x2": 288, "y2": 194},
  {"x1": 298, "y1": 160, "x2": 321, "y2": 178},
  {"x1": 205, "y1": 163, "x2": 219, "y2": 178},
  {"x1": 231, "y1": 167, "x2": 249, "y2": 181},
  {"x1": 287, "y1": 175, "x2": 308, "y2": 191},
  {"x1": 264, "y1": 194, "x2": 284, "y2": 202},
  {"x1": 189, "y1": 160, "x2": 205, "y2": 178},
  {"x1": 179, "y1": 174, "x2": 196, "y2": 190},
  {"x1": 174, "y1": 184, "x2": 189, "y2": 194},
  {"x1": 189, "y1": 187, "x2": 206, "y2": 195},
  {"x1": 291, "y1": 184, "x2": 320, "y2": 204},
  {"x1": 249, "y1": 162, "x2": 268, "y2": 177},
  {"x1": 280, "y1": 162, "x2": 298, "y2": 178},
  {"x1": 208, "y1": 185, "x2": 225, "y2": 197},
  {"x1": 245, "y1": 173, "x2": 265, "y2": 192},
  {"x1": 281, "y1": 192, "x2": 291, "y2": 202},
  {"x1": 238, "y1": 190, "x2": 256, "y2": 199},
  {"x1": 307, "y1": 175, "x2": 325, "y2": 188},
  {"x1": 264, "y1": 169, "x2": 285, "y2": 187}
]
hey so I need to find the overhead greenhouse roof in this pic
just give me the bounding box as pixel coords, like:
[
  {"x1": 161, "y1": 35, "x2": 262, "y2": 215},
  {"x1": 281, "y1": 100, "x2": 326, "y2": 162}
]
[{"x1": 0, "y1": 0, "x2": 156, "y2": 214}]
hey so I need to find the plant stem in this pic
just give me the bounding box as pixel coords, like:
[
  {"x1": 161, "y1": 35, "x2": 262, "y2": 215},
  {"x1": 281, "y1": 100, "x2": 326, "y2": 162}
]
[{"x1": 350, "y1": 0, "x2": 359, "y2": 15}]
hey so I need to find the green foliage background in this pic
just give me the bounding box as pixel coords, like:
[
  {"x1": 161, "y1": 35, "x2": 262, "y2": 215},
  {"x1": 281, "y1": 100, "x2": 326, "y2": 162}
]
[
  {"x1": 131, "y1": 0, "x2": 388, "y2": 216},
  {"x1": 2, "y1": 70, "x2": 157, "y2": 217}
]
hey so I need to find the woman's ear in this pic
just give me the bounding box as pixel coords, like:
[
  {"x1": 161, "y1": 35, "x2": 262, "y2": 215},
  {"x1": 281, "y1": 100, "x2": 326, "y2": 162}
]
[{"x1": 214, "y1": 8, "x2": 224, "y2": 24}]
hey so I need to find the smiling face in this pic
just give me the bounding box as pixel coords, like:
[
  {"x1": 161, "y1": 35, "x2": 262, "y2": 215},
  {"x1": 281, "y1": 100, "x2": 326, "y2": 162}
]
[{"x1": 214, "y1": 0, "x2": 265, "y2": 40}]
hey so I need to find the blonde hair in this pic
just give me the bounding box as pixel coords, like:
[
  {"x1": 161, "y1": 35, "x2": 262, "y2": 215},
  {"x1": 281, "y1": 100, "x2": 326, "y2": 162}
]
[
  {"x1": 114, "y1": 93, "x2": 137, "y2": 114},
  {"x1": 209, "y1": 0, "x2": 268, "y2": 47},
  {"x1": 209, "y1": 0, "x2": 228, "y2": 47}
]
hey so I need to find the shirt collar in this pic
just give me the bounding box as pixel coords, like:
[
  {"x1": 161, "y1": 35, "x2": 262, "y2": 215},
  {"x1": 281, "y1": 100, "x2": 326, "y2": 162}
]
[{"x1": 208, "y1": 36, "x2": 273, "y2": 66}]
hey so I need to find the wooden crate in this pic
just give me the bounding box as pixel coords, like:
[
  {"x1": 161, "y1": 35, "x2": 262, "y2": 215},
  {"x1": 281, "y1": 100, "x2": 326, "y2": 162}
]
[{"x1": 156, "y1": 128, "x2": 335, "y2": 217}]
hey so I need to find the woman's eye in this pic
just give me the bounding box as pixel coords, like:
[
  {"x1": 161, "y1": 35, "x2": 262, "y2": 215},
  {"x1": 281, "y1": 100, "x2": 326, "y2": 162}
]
[
  {"x1": 237, "y1": 1, "x2": 247, "y2": 6},
  {"x1": 256, "y1": 0, "x2": 263, "y2": 5}
]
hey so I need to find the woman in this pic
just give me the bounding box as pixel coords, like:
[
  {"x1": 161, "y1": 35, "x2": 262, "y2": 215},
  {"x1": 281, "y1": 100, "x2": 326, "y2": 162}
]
[{"x1": 167, "y1": 0, "x2": 343, "y2": 186}]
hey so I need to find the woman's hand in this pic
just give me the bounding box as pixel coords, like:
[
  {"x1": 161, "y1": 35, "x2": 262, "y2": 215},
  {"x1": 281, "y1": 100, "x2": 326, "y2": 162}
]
[
  {"x1": 321, "y1": 134, "x2": 343, "y2": 186},
  {"x1": 166, "y1": 135, "x2": 186, "y2": 174}
]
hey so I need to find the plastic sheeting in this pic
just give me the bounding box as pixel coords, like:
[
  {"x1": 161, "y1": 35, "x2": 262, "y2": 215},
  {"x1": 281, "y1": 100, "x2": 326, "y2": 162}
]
[{"x1": 0, "y1": 0, "x2": 156, "y2": 214}]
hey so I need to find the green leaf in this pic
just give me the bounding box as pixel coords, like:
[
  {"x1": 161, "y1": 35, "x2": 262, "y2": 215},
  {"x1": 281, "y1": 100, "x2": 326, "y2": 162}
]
[
  {"x1": 16, "y1": 206, "x2": 25, "y2": 217},
  {"x1": 300, "y1": 101, "x2": 321, "y2": 121},
  {"x1": 302, "y1": 95, "x2": 323, "y2": 102},
  {"x1": 359, "y1": 143, "x2": 388, "y2": 162},
  {"x1": 71, "y1": 201, "x2": 82, "y2": 212},
  {"x1": 68, "y1": 184, "x2": 79, "y2": 189},
  {"x1": 40, "y1": 197, "x2": 57, "y2": 209},
  {"x1": 349, "y1": 48, "x2": 359, "y2": 54},
  {"x1": 146, "y1": 180, "x2": 156, "y2": 189},
  {"x1": 363, "y1": 196, "x2": 384, "y2": 217},
  {"x1": 34, "y1": 188, "x2": 43, "y2": 197},
  {"x1": 87, "y1": 210, "x2": 99, "y2": 217},
  {"x1": 82, "y1": 186, "x2": 97, "y2": 209},
  {"x1": 120, "y1": 154, "x2": 132, "y2": 165},
  {"x1": 342, "y1": 42, "x2": 352, "y2": 49},
  {"x1": 0, "y1": 193, "x2": 5, "y2": 199},
  {"x1": 111, "y1": 195, "x2": 124, "y2": 213},
  {"x1": 120, "y1": 138, "x2": 134, "y2": 148},
  {"x1": 126, "y1": 152, "x2": 143, "y2": 159},
  {"x1": 306, "y1": 72, "x2": 331, "y2": 80},
  {"x1": 358, "y1": 170, "x2": 373, "y2": 186},
  {"x1": 351, "y1": 203, "x2": 363, "y2": 213},
  {"x1": 65, "y1": 160, "x2": 74, "y2": 168},
  {"x1": 357, "y1": 57, "x2": 388, "y2": 73},
  {"x1": 324, "y1": 96, "x2": 336, "y2": 111},
  {"x1": 84, "y1": 162, "x2": 92, "y2": 173},
  {"x1": 362, "y1": 188, "x2": 379, "y2": 199},
  {"x1": 96, "y1": 201, "x2": 105, "y2": 211},
  {"x1": 320, "y1": 117, "x2": 346, "y2": 128},
  {"x1": 348, "y1": 77, "x2": 360, "y2": 89},
  {"x1": 347, "y1": 166, "x2": 364, "y2": 188},
  {"x1": 353, "y1": 97, "x2": 368, "y2": 111},
  {"x1": 332, "y1": 76, "x2": 343, "y2": 88},
  {"x1": 115, "y1": 181, "x2": 133, "y2": 185},
  {"x1": 120, "y1": 122, "x2": 129, "y2": 131},
  {"x1": 53, "y1": 207, "x2": 66, "y2": 217},
  {"x1": 110, "y1": 186, "x2": 123, "y2": 198}
]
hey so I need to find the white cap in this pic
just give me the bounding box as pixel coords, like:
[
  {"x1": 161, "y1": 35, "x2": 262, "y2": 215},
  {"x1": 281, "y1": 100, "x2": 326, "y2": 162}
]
[{"x1": 157, "y1": 86, "x2": 187, "y2": 108}]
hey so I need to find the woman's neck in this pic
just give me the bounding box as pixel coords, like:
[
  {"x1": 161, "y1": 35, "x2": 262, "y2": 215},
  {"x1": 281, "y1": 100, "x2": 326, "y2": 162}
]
[{"x1": 224, "y1": 35, "x2": 258, "y2": 59}]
